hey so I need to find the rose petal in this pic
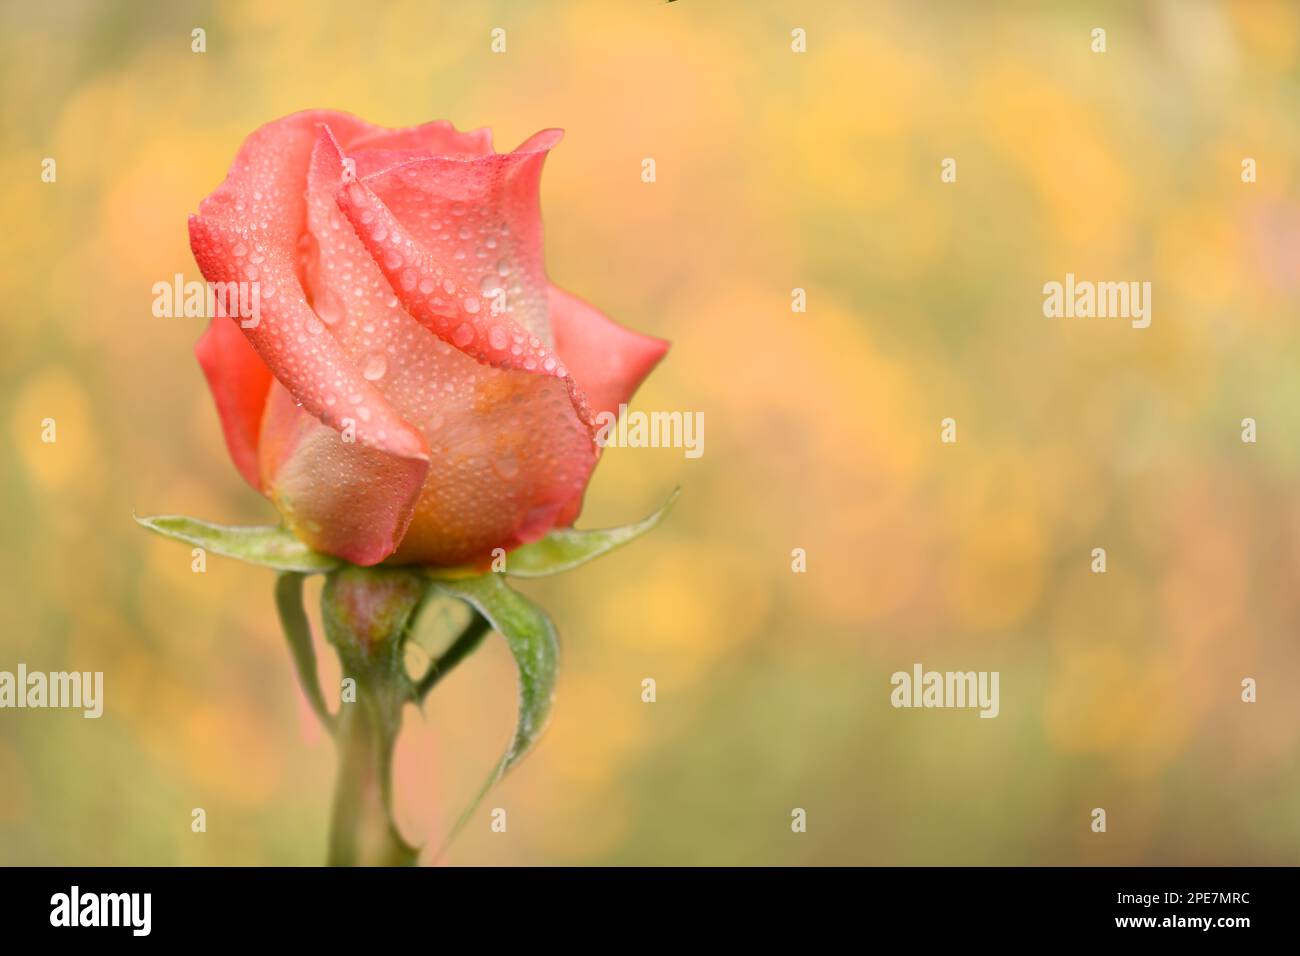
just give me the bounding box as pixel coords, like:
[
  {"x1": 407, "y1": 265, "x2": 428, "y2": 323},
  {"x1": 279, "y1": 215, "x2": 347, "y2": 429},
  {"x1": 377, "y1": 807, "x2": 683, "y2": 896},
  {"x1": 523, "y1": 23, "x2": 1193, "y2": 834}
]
[
  {"x1": 339, "y1": 129, "x2": 563, "y2": 345},
  {"x1": 196, "y1": 110, "x2": 376, "y2": 244},
  {"x1": 348, "y1": 119, "x2": 494, "y2": 171},
  {"x1": 188, "y1": 213, "x2": 428, "y2": 463},
  {"x1": 190, "y1": 112, "x2": 435, "y2": 565},
  {"x1": 333, "y1": 152, "x2": 595, "y2": 434},
  {"x1": 258, "y1": 382, "x2": 429, "y2": 566},
  {"x1": 287, "y1": 126, "x2": 594, "y2": 566},
  {"x1": 548, "y1": 285, "x2": 669, "y2": 419},
  {"x1": 191, "y1": 113, "x2": 654, "y2": 566},
  {"x1": 386, "y1": 364, "x2": 598, "y2": 565},
  {"x1": 194, "y1": 314, "x2": 273, "y2": 490}
]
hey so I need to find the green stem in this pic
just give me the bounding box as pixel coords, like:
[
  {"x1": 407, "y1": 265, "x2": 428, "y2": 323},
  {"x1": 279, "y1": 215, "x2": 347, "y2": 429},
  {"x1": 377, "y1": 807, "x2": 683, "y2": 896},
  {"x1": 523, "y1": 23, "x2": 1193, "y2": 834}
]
[
  {"x1": 274, "y1": 566, "x2": 500, "y2": 865},
  {"x1": 327, "y1": 687, "x2": 417, "y2": 867},
  {"x1": 319, "y1": 566, "x2": 427, "y2": 867}
]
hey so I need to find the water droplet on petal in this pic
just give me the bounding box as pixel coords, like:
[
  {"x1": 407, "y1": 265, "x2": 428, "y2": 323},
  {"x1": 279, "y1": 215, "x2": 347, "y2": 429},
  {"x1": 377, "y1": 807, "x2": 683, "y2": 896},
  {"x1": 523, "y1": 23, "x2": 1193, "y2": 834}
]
[
  {"x1": 453, "y1": 323, "x2": 475, "y2": 347},
  {"x1": 362, "y1": 353, "x2": 387, "y2": 381},
  {"x1": 492, "y1": 455, "x2": 520, "y2": 480}
]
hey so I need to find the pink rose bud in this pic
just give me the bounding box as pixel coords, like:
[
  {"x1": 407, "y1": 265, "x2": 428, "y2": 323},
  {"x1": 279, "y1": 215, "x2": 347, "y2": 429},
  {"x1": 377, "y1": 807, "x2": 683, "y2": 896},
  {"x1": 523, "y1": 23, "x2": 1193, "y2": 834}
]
[{"x1": 190, "y1": 111, "x2": 667, "y2": 567}]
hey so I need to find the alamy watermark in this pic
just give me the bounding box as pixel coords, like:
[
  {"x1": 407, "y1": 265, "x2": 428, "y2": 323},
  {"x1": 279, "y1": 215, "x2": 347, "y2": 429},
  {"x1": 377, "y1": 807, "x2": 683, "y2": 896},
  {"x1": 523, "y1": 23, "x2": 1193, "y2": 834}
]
[
  {"x1": 1042, "y1": 273, "x2": 1151, "y2": 329},
  {"x1": 890, "y1": 663, "x2": 999, "y2": 718},
  {"x1": 594, "y1": 404, "x2": 704, "y2": 459},
  {"x1": 0, "y1": 665, "x2": 103, "y2": 718},
  {"x1": 50, "y1": 886, "x2": 150, "y2": 936},
  {"x1": 152, "y1": 273, "x2": 261, "y2": 327}
]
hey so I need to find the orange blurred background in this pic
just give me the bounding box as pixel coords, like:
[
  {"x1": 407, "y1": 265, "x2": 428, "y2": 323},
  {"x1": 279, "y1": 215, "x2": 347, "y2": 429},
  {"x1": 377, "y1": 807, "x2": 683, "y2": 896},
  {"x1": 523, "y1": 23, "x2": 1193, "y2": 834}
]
[{"x1": 2, "y1": 0, "x2": 1300, "y2": 864}]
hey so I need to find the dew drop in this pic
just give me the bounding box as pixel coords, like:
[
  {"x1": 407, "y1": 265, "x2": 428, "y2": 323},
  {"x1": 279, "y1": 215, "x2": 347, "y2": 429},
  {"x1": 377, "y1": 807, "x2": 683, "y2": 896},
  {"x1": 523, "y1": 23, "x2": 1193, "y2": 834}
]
[
  {"x1": 492, "y1": 455, "x2": 520, "y2": 480},
  {"x1": 362, "y1": 354, "x2": 388, "y2": 381},
  {"x1": 463, "y1": 296, "x2": 481, "y2": 314},
  {"x1": 453, "y1": 323, "x2": 475, "y2": 347}
]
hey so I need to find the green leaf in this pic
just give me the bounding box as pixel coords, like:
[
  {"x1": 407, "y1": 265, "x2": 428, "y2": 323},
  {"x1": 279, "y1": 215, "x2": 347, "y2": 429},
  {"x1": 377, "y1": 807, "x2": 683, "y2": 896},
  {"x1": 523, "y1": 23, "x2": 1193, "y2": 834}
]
[
  {"x1": 431, "y1": 574, "x2": 559, "y2": 845},
  {"x1": 505, "y1": 487, "x2": 679, "y2": 577},
  {"x1": 427, "y1": 488, "x2": 679, "y2": 580},
  {"x1": 273, "y1": 572, "x2": 336, "y2": 733},
  {"x1": 134, "y1": 514, "x2": 341, "y2": 573}
]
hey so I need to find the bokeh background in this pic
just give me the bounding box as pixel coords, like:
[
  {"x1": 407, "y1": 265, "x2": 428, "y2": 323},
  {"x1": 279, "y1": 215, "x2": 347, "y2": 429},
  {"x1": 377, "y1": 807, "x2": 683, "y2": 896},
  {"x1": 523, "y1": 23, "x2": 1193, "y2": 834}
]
[{"x1": 3, "y1": 0, "x2": 1300, "y2": 865}]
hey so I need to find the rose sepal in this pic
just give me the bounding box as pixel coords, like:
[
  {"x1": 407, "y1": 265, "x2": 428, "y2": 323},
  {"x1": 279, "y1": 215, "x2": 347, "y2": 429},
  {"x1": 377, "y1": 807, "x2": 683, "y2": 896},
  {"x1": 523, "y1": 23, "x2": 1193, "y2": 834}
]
[{"x1": 133, "y1": 514, "x2": 342, "y2": 573}]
